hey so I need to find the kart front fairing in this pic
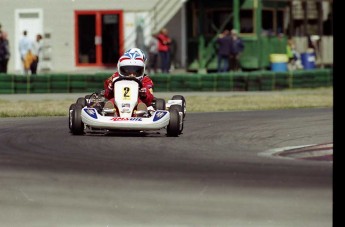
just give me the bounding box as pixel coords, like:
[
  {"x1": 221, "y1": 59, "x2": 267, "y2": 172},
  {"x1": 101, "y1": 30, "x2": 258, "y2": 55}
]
[
  {"x1": 81, "y1": 107, "x2": 170, "y2": 130},
  {"x1": 77, "y1": 77, "x2": 180, "y2": 133}
]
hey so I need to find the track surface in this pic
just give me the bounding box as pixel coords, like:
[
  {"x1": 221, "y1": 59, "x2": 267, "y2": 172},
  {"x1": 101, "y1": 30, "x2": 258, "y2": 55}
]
[{"x1": 0, "y1": 108, "x2": 332, "y2": 226}]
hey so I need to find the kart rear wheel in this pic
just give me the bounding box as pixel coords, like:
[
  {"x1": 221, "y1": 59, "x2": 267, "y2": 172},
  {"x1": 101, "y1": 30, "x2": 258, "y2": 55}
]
[
  {"x1": 172, "y1": 95, "x2": 186, "y2": 119},
  {"x1": 71, "y1": 104, "x2": 84, "y2": 135},
  {"x1": 155, "y1": 98, "x2": 166, "y2": 110},
  {"x1": 76, "y1": 97, "x2": 87, "y2": 107},
  {"x1": 169, "y1": 104, "x2": 184, "y2": 134},
  {"x1": 68, "y1": 103, "x2": 76, "y2": 132},
  {"x1": 167, "y1": 107, "x2": 180, "y2": 137}
]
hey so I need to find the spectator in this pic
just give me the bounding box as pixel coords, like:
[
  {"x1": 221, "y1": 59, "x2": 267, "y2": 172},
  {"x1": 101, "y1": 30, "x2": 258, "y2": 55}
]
[
  {"x1": 287, "y1": 37, "x2": 296, "y2": 61},
  {"x1": 23, "y1": 49, "x2": 35, "y2": 73},
  {"x1": 157, "y1": 28, "x2": 171, "y2": 73},
  {"x1": 18, "y1": 30, "x2": 33, "y2": 74},
  {"x1": 147, "y1": 33, "x2": 159, "y2": 74},
  {"x1": 286, "y1": 37, "x2": 303, "y2": 71},
  {"x1": 216, "y1": 29, "x2": 232, "y2": 73},
  {"x1": 0, "y1": 31, "x2": 10, "y2": 73},
  {"x1": 30, "y1": 34, "x2": 43, "y2": 75},
  {"x1": 308, "y1": 34, "x2": 321, "y2": 64},
  {"x1": 229, "y1": 29, "x2": 244, "y2": 71}
]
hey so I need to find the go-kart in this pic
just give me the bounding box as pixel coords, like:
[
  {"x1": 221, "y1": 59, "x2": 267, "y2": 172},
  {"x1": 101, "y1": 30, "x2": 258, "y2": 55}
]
[{"x1": 69, "y1": 77, "x2": 186, "y2": 137}]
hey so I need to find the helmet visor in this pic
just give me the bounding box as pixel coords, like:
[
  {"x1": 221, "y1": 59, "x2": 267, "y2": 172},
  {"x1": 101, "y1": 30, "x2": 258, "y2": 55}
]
[{"x1": 120, "y1": 66, "x2": 144, "y2": 77}]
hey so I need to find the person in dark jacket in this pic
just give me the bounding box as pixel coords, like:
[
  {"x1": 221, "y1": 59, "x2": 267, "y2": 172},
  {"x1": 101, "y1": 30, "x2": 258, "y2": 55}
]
[
  {"x1": 0, "y1": 31, "x2": 10, "y2": 73},
  {"x1": 216, "y1": 29, "x2": 232, "y2": 73},
  {"x1": 229, "y1": 29, "x2": 244, "y2": 71}
]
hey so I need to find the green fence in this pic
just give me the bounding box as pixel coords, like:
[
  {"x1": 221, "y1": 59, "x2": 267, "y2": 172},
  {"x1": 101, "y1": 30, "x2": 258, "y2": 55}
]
[{"x1": 0, "y1": 68, "x2": 332, "y2": 94}]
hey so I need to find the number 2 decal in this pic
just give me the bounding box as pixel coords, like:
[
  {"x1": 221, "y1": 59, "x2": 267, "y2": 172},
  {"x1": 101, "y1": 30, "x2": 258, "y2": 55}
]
[{"x1": 123, "y1": 87, "x2": 130, "y2": 100}]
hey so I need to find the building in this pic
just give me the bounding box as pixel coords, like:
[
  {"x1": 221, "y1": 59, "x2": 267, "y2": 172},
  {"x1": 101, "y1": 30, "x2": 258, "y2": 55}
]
[
  {"x1": 0, "y1": 0, "x2": 186, "y2": 73},
  {"x1": 0, "y1": 0, "x2": 333, "y2": 74}
]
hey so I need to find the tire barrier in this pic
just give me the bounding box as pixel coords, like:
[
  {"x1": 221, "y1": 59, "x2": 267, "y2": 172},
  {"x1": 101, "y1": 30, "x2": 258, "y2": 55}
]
[{"x1": 0, "y1": 69, "x2": 332, "y2": 94}]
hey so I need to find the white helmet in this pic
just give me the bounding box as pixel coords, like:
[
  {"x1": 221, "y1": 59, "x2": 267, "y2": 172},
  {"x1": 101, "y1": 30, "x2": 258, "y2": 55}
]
[{"x1": 117, "y1": 48, "x2": 147, "y2": 81}]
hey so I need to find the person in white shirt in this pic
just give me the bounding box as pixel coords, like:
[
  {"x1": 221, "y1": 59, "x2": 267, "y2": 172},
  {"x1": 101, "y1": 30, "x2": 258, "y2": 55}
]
[
  {"x1": 18, "y1": 30, "x2": 33, "y2": 74},
  {"x1": 30, "y1": 34, "x2": 43, "y2": 74}
]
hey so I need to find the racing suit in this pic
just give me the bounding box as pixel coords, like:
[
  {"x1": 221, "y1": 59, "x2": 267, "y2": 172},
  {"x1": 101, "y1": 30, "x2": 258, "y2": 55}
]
[{"x1": 104, "y1": 72, "x2": 154, "y2": 106}]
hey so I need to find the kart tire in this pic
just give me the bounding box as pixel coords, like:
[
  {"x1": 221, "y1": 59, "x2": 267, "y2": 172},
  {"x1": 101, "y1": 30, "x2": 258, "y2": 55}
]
[
  {"x1": 71, "y1": 104, "x2": 84, "y2": 135},
  {"x1": 155, "y1": 98, "x2": 166, "y2": 110},
  {"x1": 167, "y1": 107, "x2": 180, "y2": 137},
  {"x1": 172, "y1": 95, "x2": 186, "y2": 119},
  {"x1": 76, "y1": 97, "x2": 87, "y2": 107},
  {"x1": 68, "y1": 103, "x2": 76, "y2": 131},
  {"x1": 169, "y1": 104, "x2": 184, "y2": 134}
]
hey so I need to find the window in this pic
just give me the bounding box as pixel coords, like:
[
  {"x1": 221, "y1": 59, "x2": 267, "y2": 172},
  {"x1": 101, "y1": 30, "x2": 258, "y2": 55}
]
[
  {"x1": 240, "y1": 9, "x2": 254, "y2": 34},
  {"x1": 205, "y1": 9, "x2": 232, "y2": 35},
  {"x1": 262, "y1": 9, "x2": 285, "y2": 35}
]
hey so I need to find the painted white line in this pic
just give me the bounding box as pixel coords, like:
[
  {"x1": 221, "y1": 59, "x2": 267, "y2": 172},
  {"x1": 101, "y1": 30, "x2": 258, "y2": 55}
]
[
  {"x1": 258, "y1": 144, "x2": 333, "y2": 161},
  {"x1": 286, "y1": 149, "x2": 333, "y2": 159},
  {"x1": 258, "y1": 144, "x2": 316, "y2": 160}
]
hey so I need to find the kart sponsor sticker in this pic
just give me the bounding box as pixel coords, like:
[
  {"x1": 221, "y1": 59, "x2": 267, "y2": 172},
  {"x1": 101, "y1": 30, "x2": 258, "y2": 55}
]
[
  {"x1": 84, "y1": 108, "x2": 98, "y2": 119},
  {"x1": 111, "y1": 117, "x2": 142, "y2": 121},
  {"x1": 121, "y1": 103, "x2": 131, "y2": 113},
  {"x1": 153, "y1": 111, "x2": 167, "y2": 122},
  {"x1": 121, "y1": 108, "x2": 131, "y2": 113}
]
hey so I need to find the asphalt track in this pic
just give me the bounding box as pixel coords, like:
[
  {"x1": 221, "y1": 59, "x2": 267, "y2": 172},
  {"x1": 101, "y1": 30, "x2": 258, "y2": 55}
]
[{"x1": 0, "y1": 108, "x2": 332, "y2": 227}]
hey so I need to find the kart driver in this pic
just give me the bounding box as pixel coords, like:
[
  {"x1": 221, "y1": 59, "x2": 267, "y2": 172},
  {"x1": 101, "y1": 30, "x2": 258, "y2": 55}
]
[{"x1": 103, "y1": 48, "x2": 154, "y2": 116}]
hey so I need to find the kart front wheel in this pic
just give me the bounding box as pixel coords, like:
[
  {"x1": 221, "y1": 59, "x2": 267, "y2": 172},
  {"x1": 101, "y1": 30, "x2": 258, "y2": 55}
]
[
  {"x1": 169, "y1": 105, "x2": 184, "y2": 134},
  {"x1": 172, "y1": 95, "x2": 186, "y2": 119},
  {"x1": 68, "y1": 103, "x2": 76, "y2": 132},
  {"x1": 71, "y1": 104, "x2": 84, "y2": 135},
  {"x1": 167, "y1": 107, "x2": 180, "y2": 137},
  {"x1": 76, "y1": 97, "x2": 87, "y2": 107},
  {"x1": 155, "y1": 98, "x2": 166, "y2": 110}
]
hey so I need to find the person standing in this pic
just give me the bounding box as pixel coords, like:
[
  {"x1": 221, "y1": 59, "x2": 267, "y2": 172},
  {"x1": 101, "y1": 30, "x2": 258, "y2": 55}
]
[
  {"x1": 229, "y1": 29, "x2": 244, "y2": 71},
  {"x1": 216, "y1": 29, "x2": 232, "y2": 73},
  {"x1": 18, "y1": 30, "x2": 33, "y2": 74},
  {"x1": 287, "y1": 37, "x2": 301, "y2": 70},
  {"x1": 0, "y1": 31, "x2": 10, "y2": 73},
  {"x1": 30, "y1": 34, "x2": 43, "y2": 75},
  {"x1": 147, "y1": 33, "x2": 159, "y2": 74},
  {"x1": 157, "y1": 28, "x2": 171, "y2": 73}
]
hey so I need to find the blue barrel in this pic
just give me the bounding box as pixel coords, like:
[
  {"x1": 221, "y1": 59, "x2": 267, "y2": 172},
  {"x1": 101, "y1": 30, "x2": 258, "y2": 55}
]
[
  {"x1": 271, "y1": 62, "x2": 288, "y2": 72},
  {"x1": 270, "y1": 54, "x2": 288, "y2": 72},
  {"x1": 301, "y1": 53, "x2": 316, "y2": 70}
]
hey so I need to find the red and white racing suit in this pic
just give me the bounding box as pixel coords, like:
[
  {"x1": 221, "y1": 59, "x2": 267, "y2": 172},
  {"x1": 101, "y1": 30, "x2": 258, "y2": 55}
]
[{"x1": 103, "y1": 72, "x2": 154, "y2": 106}]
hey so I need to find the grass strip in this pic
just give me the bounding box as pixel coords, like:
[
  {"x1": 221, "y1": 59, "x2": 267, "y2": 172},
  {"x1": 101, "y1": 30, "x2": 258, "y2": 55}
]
[{"x1": 0, "y1": 87, "x2": 333, "y2": 117}]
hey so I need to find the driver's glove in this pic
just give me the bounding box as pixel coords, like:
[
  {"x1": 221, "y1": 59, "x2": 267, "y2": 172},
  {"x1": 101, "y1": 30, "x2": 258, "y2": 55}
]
[
  {"x1": 107, "y1": 83, "x2": 113, "y2": 91},
  {"x1": 108, "y1": 77, "x2": 119, "y2": 91},
  {"x1": 139, "y1": 88, "x2": 147, "y2": 99}
]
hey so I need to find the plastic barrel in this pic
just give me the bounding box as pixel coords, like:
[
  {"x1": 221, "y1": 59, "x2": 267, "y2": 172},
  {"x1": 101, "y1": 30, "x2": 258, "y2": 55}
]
[
  {"x1": 270, "y1": 54, "x2": 288, "y2": 72},
  {"x1": 301, "y1": 52, "x2": 316, "y2": 70}
]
